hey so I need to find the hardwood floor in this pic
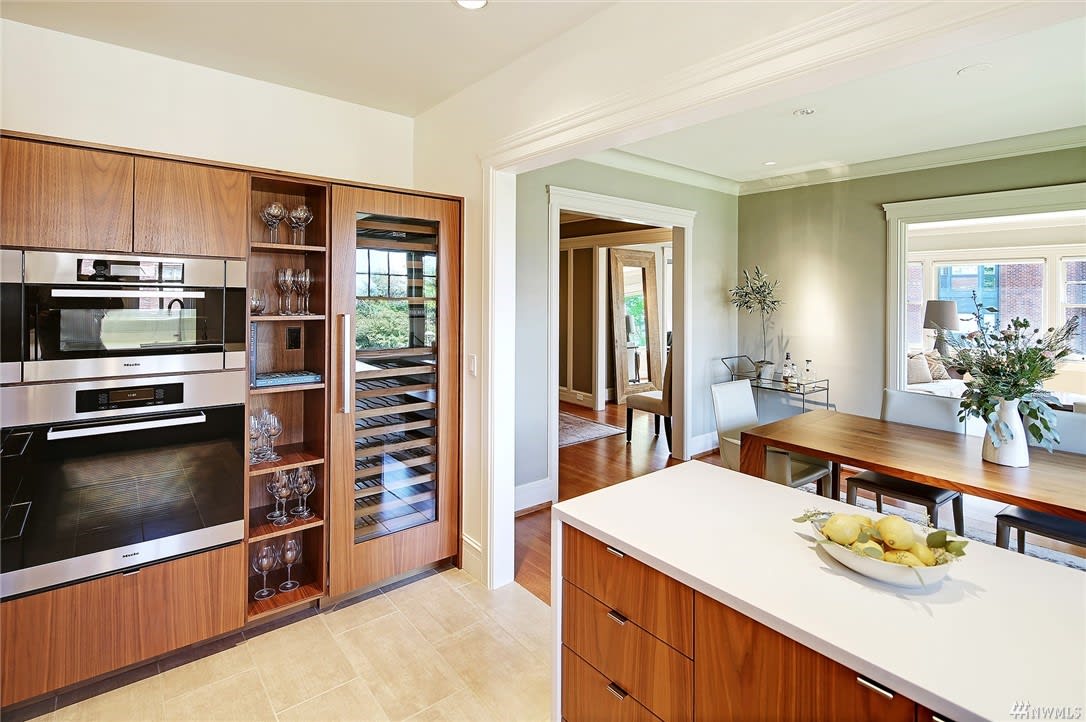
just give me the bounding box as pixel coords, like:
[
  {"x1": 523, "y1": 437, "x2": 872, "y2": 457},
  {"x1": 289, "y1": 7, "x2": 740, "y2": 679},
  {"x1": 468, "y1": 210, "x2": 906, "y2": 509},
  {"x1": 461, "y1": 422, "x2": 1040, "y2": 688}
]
[{"x1": 514, "y1": 402, "x2": 1085, "y2": 605}]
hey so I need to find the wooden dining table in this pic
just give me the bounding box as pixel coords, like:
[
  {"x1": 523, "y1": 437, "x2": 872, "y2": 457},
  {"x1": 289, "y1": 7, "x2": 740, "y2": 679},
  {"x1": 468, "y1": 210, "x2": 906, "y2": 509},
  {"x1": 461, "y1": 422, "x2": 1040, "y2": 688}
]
[{"x1": 739, "y1": 409, "x2": 1086, "y2": 522}]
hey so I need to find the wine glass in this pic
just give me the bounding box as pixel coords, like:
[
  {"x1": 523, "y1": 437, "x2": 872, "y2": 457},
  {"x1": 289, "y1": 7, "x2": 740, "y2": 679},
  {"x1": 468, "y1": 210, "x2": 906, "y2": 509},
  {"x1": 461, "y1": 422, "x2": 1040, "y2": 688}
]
[
  {"x1": 276, "y1": 268, "x2": 295, "y2": 315},
  {"x1": 279, "y1": 538, "x2": 301, "y2": 592},
  {"x1": 249, "y1": 414, "x2": 264, "y2": 465},
  {"x1": 292, "y1": 268, "x2": 312, "y2": 315},
  {"x1": 287, "y1": 205, "x2": 313, "y2": 246},
  {"x1": 265, "y1": 474, "x2": 287, "y2": 521},
  {"x1": 291, "y1": 466, "x2": 317, "y2": 519},
  {"x1": 249, "y1": 289, "x2": 266, "y2": 316},
  {"x1": 252, "y1": 545, "x2": 277, "y2": 601},
  {"x1": 271, "y1": 470, "x2": 294, "y2": 527},
  {"x1": 263, "y1": 411, "x2": 283, "y2": 462},
  {"x1": 259, "y1": 202, "x2": 287, "y2": 244}
]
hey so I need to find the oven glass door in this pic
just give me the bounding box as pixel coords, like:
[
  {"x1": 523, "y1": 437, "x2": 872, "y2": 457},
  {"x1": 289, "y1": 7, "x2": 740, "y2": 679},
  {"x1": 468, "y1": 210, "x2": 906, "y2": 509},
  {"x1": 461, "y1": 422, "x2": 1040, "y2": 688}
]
[
  {"x1": 1, "y1": 404, "x2": 244, "y2": 593},
  {"x1": 24, "y1": 284, "x2": 228, "y2": 360}
]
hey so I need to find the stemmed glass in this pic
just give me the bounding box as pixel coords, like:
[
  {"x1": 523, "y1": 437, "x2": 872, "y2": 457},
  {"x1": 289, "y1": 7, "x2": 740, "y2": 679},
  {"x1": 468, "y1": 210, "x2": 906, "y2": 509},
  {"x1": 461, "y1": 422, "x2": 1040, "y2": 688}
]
[
  {"x1": 262, "y1": 409, "x2": 283, "y2": 460},
  {"x1": 265, "y1": 474, "x2": 288, "y2": 521},
  {"x1": 259, "y1": 202, "x2": 287, "y2": 244},
  {"x1": 291, "y1": 466, "x2": 317, "y2": 520},
  {"x1": 250, "y1": 289, "x2": 266, "y2": 316},
  {"x1": 276, "y1": 268, "x2": 295, "y2": 315},
  {"x1": 287, "y1": 205, "x2": 313, "y2": 246},
  {"x1": 271, "y1": 471, "x2": 294, "y2": 527},
  {"x1": 279, "y1": 538, "x2": 301, "y2": 592},
  {"x1": 252, "y1": 545, "x2": 277, "y2": 601},
  {"x1": 249, "y1": 414, "x2": 265, "y2": 464},
  {"x1": 292, "y1": 269, "x2": 312, "y2": 315}
]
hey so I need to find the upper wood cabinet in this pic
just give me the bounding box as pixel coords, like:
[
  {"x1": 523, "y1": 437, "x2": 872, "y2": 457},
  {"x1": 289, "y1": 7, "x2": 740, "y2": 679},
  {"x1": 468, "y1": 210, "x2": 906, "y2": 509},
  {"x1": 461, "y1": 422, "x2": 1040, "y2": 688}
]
[
  {"x1": 0, "y1": 138, "x2": 133, "y2": 251},
  {"x1": 134, "y1": 157, "x2": 248, "y2": 258}
]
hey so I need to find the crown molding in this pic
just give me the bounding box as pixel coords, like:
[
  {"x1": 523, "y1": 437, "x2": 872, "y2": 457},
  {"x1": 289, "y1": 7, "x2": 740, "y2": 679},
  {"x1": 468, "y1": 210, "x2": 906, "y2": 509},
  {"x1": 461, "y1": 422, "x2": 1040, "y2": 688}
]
[
  {"x1": 484, "y1": 2, "x2": 1078, "y2": 170},
  {"x1": 738, "y1": 126, "x2": 1086, "y2": 195},
  {"x1": 582, "y1": 149, "x2": 740, "y2": 195}
]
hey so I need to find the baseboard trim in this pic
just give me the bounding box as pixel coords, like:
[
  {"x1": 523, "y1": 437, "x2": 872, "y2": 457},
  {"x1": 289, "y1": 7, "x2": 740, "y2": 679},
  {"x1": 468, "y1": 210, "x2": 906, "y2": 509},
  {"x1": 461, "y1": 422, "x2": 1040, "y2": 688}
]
[
  {"x1": 515, "y1": 500, "x2": 552, "y2": 517},
  {"x1": 515, "y1": 477, "x2": 556, "y2": 513},
  {"x1": 558, "y1": 389, "x2": 594, "y2": 407},
  {"x1": 689, "y1": 431, "x2": 719, "y2": 457}
]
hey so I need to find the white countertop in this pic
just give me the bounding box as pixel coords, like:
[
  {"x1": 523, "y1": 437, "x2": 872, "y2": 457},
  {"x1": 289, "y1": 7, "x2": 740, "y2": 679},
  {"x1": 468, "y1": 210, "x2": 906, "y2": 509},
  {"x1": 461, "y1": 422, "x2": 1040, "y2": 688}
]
[{"x1": 552, "y1": 461, "x2": 1086, "y2": 722}]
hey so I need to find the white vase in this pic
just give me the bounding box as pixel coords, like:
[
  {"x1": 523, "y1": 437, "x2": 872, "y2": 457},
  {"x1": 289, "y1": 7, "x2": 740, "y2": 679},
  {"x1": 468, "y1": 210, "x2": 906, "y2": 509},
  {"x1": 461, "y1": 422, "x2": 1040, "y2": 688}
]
[
  {"x1": 981, "y1": 398, "x2": 1030, "y2": 468},
  {"x1": 757, "y1": 362, "x2": 775, "y2": 380}
]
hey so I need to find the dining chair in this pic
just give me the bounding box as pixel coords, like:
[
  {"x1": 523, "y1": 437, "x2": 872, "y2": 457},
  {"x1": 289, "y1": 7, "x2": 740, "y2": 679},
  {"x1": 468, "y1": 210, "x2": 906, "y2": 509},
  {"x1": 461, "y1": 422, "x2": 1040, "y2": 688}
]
[
  {"x1": 711, "y1": 379, "x2": 832, "y2": 495},
  {"x1": 626, "y1": 349, "x2": 673, "y2": 451},
  {"x1": 846, "y1": 389, "x2": 966, "y2": 534},
  {"x1": 996, "y1": 409, "x2": 1086, "y2": 553}
]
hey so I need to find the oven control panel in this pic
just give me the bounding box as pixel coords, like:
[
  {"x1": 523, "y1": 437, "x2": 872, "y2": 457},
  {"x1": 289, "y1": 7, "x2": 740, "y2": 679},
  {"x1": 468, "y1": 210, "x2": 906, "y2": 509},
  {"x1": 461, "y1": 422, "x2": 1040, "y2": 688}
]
[{"x1": 75, "y1": 382, "x2": 183, "y2": 412}]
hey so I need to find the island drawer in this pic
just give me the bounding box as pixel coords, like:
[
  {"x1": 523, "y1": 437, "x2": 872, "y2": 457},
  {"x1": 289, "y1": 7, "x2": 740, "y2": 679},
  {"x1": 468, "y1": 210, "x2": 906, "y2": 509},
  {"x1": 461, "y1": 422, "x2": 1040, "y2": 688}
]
[
  {"x1": 563, "y1": 646, "x2": 662, "y2": 722},
  {"x1": 563, "y1": 525, "x2": 693, "y2": 656},
  {"x1": 563, "y1": 581, "x2": 692, "y2": 722}
]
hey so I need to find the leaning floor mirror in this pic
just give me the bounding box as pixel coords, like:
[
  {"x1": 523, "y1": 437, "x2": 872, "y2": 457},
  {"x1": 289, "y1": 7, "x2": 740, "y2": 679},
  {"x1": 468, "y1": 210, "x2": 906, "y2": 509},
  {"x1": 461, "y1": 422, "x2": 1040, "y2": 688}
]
[{"x1": 609, "y1": 248, "x2": 663, "y2": 403}]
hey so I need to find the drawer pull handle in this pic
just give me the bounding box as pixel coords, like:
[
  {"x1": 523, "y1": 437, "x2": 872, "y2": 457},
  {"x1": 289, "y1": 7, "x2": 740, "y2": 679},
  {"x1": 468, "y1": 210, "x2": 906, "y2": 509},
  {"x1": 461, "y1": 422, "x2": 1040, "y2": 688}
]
[
  {"x1": 606, "y1": 609, "x2": 627, "y2": 626},
  {"x1": 605, "y1": 545, "x2": 625, "y2": 558},
  {"x1": 856, "y1": 676, "x2": 894, "y2": 700},
  {"x1": 606, "y1": 682, "x2": 628, "y2": 701}
]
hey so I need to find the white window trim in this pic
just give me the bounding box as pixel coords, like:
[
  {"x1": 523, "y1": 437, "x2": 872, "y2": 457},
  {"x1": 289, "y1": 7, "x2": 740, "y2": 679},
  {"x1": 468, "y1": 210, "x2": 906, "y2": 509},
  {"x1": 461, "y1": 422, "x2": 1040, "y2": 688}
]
[{"x1": 884, "y1": 183, "x2": 1086, "y2": 391}]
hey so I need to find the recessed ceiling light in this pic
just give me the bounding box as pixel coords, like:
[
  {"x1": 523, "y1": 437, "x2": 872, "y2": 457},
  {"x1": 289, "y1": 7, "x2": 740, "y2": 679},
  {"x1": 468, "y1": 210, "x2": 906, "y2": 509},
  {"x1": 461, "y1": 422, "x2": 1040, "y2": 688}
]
[
  {"x1": 957, "y1": 63, "x2": 992, "y2": 76},
  {"x1": 763, "y1": 161, "x2": 777, "y2": 166},
  {"x1": 792, "y1": 108, "x2": 816, "y2": 117},
  {"x1": 456, "y1": 0, "x2": 487, "y2": 8}
]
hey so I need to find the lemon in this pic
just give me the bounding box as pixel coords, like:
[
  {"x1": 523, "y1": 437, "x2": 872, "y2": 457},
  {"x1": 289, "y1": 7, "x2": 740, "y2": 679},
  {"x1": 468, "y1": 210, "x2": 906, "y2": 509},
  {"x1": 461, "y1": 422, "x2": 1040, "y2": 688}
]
[
  {"x1": 852, "y1": 514, "x2": 874, "y2": 530},
  {"x1": 876, "y1": 515, "x2": 915, "y2": 550},
  {"x1": 908, "y1": 542, "x2": 936, "y2": 567},
  {"x1": 850, "y1": 539, "x2": 884, "y2": 558},
  {"x1": 822, "y1": 514, "x2": 861, "y2": 546},
  {"x1": 883, "y1": 550, "x2": 924, "y2": 567}
]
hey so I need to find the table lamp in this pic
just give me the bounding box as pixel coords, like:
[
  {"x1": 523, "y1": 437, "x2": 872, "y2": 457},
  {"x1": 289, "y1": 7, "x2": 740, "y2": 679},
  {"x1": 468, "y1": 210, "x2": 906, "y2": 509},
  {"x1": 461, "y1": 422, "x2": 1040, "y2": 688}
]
[{"x1": 923, "y1": 300, "x2": 960, "y2": 356}]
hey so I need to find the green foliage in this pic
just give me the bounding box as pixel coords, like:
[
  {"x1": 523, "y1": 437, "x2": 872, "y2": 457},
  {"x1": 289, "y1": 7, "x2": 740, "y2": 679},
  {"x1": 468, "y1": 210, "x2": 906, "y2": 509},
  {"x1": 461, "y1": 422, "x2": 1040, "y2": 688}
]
[
  {"x1": 356, "y1": 300, "x2": 409, "y2": 350},
  {"x1": 942, "y1": 292, "x2": 1079, "y2": 451},
  {"x1": 730, "y1": 266, "x2": 782, "y2": 363},
  {"x1": 625, "y1": 294, "x2": 646, "y2": 346}
]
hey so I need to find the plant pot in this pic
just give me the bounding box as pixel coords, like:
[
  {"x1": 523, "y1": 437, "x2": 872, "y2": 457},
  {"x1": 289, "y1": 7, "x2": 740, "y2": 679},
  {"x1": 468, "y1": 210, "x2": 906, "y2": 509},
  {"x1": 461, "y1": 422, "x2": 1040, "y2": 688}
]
[
  {"x1": 756, "y1": 361, "x2": 775, "y2": 380},
  {"x1": 981, "y1": 398, "x2": 1030, "y2": 468}
]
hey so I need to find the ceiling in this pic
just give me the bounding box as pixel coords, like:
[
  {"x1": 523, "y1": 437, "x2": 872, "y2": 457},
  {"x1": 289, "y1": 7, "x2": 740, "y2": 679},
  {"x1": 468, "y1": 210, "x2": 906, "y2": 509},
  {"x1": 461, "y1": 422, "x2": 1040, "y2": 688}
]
[
  {"x1": 0, "y1": 1, "x2": 612, "y2": 117},
  {"x1": 605, "y1": 16, "x2": 1086, "y2": 189}
]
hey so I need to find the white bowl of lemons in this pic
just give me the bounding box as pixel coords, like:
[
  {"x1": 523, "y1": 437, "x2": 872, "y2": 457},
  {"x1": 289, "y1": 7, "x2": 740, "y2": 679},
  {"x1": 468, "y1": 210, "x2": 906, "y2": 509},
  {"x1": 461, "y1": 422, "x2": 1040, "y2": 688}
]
[{"x1": 795, "y1": 510, "x2": 968, "y2": 589}]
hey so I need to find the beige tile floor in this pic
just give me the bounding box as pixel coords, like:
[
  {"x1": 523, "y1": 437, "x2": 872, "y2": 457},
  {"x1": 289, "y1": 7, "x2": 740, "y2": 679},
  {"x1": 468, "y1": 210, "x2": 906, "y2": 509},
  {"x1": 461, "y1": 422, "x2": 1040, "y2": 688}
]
[{"x1": 33, "y1": 568, "x2": 553, "y2": 722}]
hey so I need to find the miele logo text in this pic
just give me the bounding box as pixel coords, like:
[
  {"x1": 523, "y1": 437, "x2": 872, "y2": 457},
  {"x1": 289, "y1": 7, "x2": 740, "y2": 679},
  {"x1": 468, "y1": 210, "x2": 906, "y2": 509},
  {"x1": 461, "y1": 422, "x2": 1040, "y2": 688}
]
[
  {"x1": 121, "y1": 552, "x2": 140, "y2": 558},
  {"x1": 122, "y1": 363, "x2": 141, "y2": 367}
]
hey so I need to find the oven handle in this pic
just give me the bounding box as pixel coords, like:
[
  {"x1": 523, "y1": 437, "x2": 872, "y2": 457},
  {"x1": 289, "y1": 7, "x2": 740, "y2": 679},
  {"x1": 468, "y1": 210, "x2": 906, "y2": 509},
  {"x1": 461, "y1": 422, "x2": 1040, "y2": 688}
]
[
  {"x1": 50, "y1": 289, "x2": 206, "y2": 299},
  {"x1": 46, "y1": 412, "x2": 207, "y2": 440}
]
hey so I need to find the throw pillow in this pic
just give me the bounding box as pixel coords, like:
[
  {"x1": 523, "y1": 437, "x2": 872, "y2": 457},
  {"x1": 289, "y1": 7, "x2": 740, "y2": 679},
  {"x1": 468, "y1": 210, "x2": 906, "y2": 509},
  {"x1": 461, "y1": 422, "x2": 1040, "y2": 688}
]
[
  {"x1": 907, "y1": 353, "x2": 933, "y2": 385},
  {"x1": 924, "y1": 351, "x2": 951, "y2": 381}
]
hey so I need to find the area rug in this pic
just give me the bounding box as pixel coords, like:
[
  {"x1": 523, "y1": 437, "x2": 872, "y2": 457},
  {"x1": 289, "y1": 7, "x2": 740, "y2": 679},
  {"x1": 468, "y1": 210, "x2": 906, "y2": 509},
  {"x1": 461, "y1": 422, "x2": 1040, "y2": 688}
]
[
  {"x1": 559, "y1": 412, "x2": 625, "y2": 447},
  {"x1": 797, "y1": 484, "x2": 1086, "y2": 572}
]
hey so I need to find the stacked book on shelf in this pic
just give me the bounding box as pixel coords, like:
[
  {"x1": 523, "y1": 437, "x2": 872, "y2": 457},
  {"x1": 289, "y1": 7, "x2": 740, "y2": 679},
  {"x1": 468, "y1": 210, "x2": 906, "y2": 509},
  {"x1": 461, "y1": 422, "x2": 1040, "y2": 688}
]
[{"x1": 253, "y1": 370, "x2": 323, "y2": 388}]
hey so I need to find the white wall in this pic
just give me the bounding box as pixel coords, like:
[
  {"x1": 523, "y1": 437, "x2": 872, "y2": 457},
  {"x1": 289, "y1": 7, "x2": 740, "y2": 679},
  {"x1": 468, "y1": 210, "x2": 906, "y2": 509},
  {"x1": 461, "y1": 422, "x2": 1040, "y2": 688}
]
[{"x1": 0, "y1": 20, "x2": 413, "y2": 187}]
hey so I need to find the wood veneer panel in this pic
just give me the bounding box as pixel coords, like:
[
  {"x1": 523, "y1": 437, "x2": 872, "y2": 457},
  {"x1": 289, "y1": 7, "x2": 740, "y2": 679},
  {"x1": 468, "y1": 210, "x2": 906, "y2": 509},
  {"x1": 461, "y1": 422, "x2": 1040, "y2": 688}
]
[
  {"x1": 134, "y1": 157, "x2": 248, "y2": 258},
  {"x1": 562, "y1": 581, "x2": 692, "y2": 721},
  {"x1": 562, "y1": 526, "x2": 693, "y2": 656},
  {"x1": 694, "y1": 592, "x2": 916, "y2": 722},
  {"x1": 0, "y1": 138, "x2": 133, "y2": 251},
  {"x1": 739, "y1": 410, "x2": 1086, "y2": 521},
  {"x1": 135, "y1": 543, "x2": 245, "y2": 659},
  {"x1": 562, "y1": 646, "x2": 661, "y2": 722}
]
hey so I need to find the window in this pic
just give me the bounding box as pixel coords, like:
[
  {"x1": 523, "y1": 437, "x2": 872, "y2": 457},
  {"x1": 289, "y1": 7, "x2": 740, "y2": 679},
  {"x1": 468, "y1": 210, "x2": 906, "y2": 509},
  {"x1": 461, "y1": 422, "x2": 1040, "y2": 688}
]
[
  {"x1": 934, "y1": 260, "x2": 1044, "y2": 334},
  {"x1": 1063, "y1": 258, "x2": 1086, "y2": 357},
  {"x1": 905, "y1": 262, "x2": 924, "y2": 350},
  {"x1": 354, "y1": 248, "x2": 437, "y2": 350}
]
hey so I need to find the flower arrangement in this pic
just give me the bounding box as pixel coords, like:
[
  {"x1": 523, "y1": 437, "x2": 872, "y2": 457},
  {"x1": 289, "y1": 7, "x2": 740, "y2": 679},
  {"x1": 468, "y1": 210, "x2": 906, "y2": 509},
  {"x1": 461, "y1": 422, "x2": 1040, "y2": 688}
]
[
  {"x1": 942, "y1": 292, "x2": 1080, "y2": 451},
  {"x1": 730, "y1": 266, "x2": 782, "y2": 366}
]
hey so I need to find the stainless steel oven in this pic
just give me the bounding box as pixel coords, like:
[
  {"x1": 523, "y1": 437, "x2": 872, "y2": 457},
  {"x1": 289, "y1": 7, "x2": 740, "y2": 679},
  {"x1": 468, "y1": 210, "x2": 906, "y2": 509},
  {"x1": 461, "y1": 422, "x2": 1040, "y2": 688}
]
[
  {"x1": 3, "y1": 250, "x2": 245, "y2": 383},
  {"x1": 0, "y1": 371, "x2": 245, "y2": 599}
]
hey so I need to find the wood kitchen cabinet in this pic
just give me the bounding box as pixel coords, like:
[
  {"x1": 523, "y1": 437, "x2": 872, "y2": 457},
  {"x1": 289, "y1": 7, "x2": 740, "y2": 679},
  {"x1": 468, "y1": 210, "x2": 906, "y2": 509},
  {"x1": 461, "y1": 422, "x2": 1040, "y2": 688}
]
[
  {"x1": 0, "y1": 543, "x2": 244, "y2": 707},
  {"x1": 694, "y1": 591, "x2": 916, "y2": 722},
  {"x1": 0, "y1": 137, "x2": 133, "y2": 252},
  {"x1": 134, "y1": 157, "x2": 249, "y2": 258}
]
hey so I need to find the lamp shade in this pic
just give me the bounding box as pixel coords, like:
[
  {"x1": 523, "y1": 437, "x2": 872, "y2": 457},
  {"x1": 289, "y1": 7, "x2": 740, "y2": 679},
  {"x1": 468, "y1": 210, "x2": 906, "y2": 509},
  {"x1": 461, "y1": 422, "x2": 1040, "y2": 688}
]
[{"x1": 923, "y1": 300, "x2": 960, "y2": 331}]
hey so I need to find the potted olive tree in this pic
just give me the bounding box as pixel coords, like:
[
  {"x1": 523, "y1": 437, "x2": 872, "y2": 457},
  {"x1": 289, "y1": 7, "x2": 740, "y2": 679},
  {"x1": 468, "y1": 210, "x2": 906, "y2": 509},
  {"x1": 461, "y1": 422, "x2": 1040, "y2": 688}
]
[{"x1": 730, "y1": 266, "x2": 783, "y2": 380}]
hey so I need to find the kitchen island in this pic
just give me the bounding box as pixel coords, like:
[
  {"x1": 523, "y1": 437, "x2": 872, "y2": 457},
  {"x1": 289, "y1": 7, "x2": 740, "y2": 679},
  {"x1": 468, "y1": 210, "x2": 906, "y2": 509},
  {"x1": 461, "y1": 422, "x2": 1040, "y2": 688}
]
[{"x1": 551, "y1": 461, "x2": 1085, "y2": 722}]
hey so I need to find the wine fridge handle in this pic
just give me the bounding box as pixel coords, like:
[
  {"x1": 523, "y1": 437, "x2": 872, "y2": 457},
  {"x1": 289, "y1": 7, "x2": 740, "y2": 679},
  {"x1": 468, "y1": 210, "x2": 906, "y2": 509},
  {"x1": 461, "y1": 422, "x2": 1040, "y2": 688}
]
[{"x1": 340, "y1": 314, "x2": 352, "y2": 414}]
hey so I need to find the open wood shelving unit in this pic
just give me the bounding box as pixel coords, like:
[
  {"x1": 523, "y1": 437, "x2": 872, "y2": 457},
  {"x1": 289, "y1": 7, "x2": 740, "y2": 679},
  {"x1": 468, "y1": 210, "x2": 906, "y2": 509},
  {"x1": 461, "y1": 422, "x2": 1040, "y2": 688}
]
[{"x1": 245, "y1": 174, "x2": 331, "y2": 621}]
